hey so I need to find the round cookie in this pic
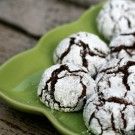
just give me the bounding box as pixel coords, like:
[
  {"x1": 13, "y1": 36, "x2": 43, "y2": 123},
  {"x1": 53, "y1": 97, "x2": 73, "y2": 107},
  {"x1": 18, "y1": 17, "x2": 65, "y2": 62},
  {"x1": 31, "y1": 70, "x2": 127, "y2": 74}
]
[
  {"x1": 53, "y1": 32, "x2": 110, "y2": 77},
  {"x1": 83, "y1": 58, "x2": 135, "y2": 135},
  {"x1": 109, "y1": 30, "x2": 135, "y2": 60},
  {"x1": 38, "y1": 63, "x2": 96, "y2": 112},
  {"x1": 97, "y1": 0, "x2": 135, "y2": 40}
]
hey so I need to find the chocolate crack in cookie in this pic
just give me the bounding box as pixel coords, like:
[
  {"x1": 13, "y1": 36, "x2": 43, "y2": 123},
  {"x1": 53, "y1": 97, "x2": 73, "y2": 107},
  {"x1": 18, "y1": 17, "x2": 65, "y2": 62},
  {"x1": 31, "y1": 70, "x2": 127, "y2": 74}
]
[
  {"x1": 83, "y1": 58, "x2": 135, "y2": 135},
  {"x1": 53, "y1": 32, "x2": 109, "y2": 77},
  {"x1": 108, "y1": 30, "x2": 135, "y2": 61},
  {"x1": 97, "y1": 0, "x2": 135, "y2": 40},
  {"x1": 38, "y1": 63, "x2": 96, "y2": 112}
]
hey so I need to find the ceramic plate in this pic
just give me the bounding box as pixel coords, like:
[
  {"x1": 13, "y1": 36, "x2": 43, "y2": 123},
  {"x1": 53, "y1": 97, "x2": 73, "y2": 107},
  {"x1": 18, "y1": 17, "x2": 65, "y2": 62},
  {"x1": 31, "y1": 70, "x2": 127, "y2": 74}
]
[{"x1": 0, "y1": 3, "x2": 104, "y2": 135}]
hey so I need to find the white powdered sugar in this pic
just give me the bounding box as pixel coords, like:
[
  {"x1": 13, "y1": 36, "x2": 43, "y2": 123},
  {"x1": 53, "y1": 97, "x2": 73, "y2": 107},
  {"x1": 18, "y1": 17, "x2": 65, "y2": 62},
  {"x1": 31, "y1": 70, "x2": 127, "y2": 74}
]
[
  {"x1": 108, "y1": 30, "x2": 135, "y2": 61},
  {"x1": 83, "y1": 58, "x2": 135, "y2": 135},
  {"x1": 38, "y1": 63, "x2": 96, "y2": 112},
  {"x1": 37, "y1": 26, "x2": 135, "y2": 133},
  {"x1": 97, "y1": 0, "x2": 135, "y2": 40},
  {"x1": 53, "y1": 32, "x2": 110, "y2": 77}
]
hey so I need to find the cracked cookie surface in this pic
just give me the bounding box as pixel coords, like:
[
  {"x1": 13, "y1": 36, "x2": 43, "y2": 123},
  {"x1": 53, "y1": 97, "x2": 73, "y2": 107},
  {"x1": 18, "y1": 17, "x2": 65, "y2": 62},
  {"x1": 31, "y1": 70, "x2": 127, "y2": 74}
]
[
  {"x1": 83, "y1": 58, "x2": 135, "y2": 135},
  {"x1": 38, "y1": 63, "x2": 96, "y2": 112},
  {"x1": 53, "y1": 32, "x2": 109, "y2": 77},
  {"x1": 97, "y1": 0, "x2": 135, "y2": 40},
  {"x1": 108, "y1": 30, "x2": 135, "y2": 61}
]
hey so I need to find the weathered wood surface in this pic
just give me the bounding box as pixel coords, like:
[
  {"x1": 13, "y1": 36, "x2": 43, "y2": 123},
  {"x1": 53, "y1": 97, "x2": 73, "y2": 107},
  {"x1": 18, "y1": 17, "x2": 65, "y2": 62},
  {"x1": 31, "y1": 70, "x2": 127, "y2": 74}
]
[
  {"x1": 64, "y1": 0, "x2": 100, "y2": 7},
  {"x1": 0, "y1": 0, "x2": 85, "y2": 36},
  {"x1": 0, "y1": 0, "x2": 98, "y2": 134}
]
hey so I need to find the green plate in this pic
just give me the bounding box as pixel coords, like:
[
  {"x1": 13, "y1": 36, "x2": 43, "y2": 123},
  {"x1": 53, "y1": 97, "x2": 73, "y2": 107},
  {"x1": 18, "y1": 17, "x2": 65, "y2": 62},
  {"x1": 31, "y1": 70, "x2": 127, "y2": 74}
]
[{"x1": 0, "y1": 3, "x2": 104, "y2": 135}]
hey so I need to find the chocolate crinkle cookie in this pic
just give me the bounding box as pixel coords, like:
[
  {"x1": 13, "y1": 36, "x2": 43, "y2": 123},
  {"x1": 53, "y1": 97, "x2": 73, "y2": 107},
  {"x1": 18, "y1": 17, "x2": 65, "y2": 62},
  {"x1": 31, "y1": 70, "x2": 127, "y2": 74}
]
[
  {"x1": 38, "y1": 63, "x2": 96, "y2": 112},
  {"x1": 83, "y1": 58, "x2": 135, "y2": 135},
  {"x1": 108, "y1": 30, "x2": 135, "y2": 60},
  {"x1": 97, "y1": 0, "x2": 135, "y2": 40},
  {"x1": 53, "y1": 32, "x2": 110, "y2": 77}
]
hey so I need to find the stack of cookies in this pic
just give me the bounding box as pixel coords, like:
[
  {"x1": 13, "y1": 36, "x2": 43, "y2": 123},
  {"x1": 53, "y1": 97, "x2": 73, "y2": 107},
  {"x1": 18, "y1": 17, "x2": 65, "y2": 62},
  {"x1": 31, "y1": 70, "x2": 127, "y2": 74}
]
[
  {"x1": 38, "y1": 0, "x2": 135, "y2": 134},
  {"x1": 38, "y1": 32, "x2": 110, "y2": 112}
]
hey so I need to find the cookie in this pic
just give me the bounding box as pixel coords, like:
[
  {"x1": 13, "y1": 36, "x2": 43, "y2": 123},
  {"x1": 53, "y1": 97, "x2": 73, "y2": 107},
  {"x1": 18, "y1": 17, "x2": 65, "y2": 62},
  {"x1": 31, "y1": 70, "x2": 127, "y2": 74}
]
[
  {"x1": 83, "y1": 58, "x2": 135, "y2": 135},
  {"x1": 109, "y1": 30, "x2": 135, "y2": 60},
  {"x1": 97, "y1": 0, "x2": 135, "y2": 40},
  {"x1": 53, "y1": 32, "x2": 109, "y2": 77},
  {"x1": 38, "y1": 63, "x2": 96, "y2": 112}
]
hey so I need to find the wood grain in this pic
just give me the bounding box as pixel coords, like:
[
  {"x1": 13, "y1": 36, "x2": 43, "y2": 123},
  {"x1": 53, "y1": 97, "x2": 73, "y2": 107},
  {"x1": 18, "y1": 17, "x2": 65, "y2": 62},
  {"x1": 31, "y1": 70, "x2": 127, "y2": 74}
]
[{"x1": 0, "y1": 0, "x2": 85, "y2": 36}]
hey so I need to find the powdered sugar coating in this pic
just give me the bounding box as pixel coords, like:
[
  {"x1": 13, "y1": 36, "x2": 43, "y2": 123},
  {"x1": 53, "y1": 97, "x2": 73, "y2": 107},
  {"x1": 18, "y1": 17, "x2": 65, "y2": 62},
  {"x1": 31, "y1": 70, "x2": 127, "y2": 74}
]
[
  {"x1": 53, "y1": 32, "x2": 110, "y2": 77},
  {"x1": 108, "y1": 30, "x2": 135, "y2": 61},
  {"x1": 38, "y1": 63, "x2": 96, "y2": 112},
  {"x1": 83, "y1": 58, "x2": 135, "y2": 135},
  {"x1": 97, "y1": 0, "x2": 135, "y2": 40}
]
